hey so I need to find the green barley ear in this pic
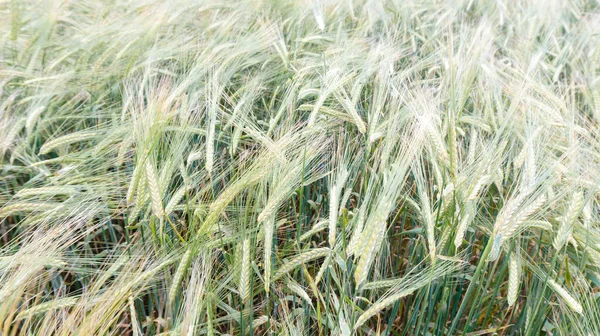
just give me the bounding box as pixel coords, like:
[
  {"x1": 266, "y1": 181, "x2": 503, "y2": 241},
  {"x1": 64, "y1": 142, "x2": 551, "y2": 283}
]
[
  {"x1": 25, "y1": 105, "x2": 45, "y2": 136},
  {"x1": 355, "y1": 259, "x2": 462, "y2": 330},
  {"x1": 165, "y1": 186, "x2": 187, "y2": 217},
  {"x1": 454, "y1": 202, "x2": 475, "y2": 249},
  {"x1": 0, "y1": 202, "x2": 57, "y2": 218},
  {"x1": 547, "y1": 279, "x2": 583, "y2": 315},
  {"x1": 489, "y1": 191, "x2": 546, "y2": 261},
  {"x1": 39, "y1": 131, "x2": 101, "y2": 155},
  {"x1": 329, "y1": 165, "x2": 348, "y2": 248},
  {"x1": 15, "y1": 297, "x2": 79, "y2": 321},
  {"x1": 554, "y1": 191, "x2": 583, "y2": 251},
  {"x1": 419, "y1": 188, "x2": 436, "y2": 261},
  {"x1": 273, "y1": 248, "x2": 330, "y2": 282},
  {"x1": 129, "y1": 297, "x2": 143, "y2": 336},
  {"x1": 263, "y1": 214, "x2": 276, "y2": 294},
  {"x1": 507, "y1": 247, "x2": 521, "y2": 307},
  {"x1": 205, "y1": 72, "x2": 220, "y2": 175},
  {"x1": 239, "y1": 239, "x2": 251, "y2": 303},
  {"x1": 168, "y1": 249, "x2": 192, "y2": 305},
  {"x1": 145, "y1": 160, "x2": 164, "y2": 221}
]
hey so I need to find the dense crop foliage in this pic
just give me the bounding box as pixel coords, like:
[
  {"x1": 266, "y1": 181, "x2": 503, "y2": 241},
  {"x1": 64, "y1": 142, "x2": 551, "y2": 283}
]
[{"x1": 1, "y1": 0, "x2": 600, "y2": 334}]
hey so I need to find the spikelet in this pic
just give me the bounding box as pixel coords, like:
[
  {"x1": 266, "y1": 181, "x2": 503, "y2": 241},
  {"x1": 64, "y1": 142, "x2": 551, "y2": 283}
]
[
  {"x1": 347, "y1": 205, "x2": 367, "y2": 256},
  {"x1": 165, "y1": 186, "x2": 187, "y2": 216},
  {"x1": 0, "y1": 202, "x2": 57, "y2": 218},
  {"x1": 129, "y1": 181, "x2": 148, "y2": 223},
  {"x1": 454, "y1": 202, "x2": 475, "y2": 249},
  {"x1": 15, "y1": 186, "x2": 78, "y2": 198},
  {"x1": 273, "y1": 248, "x2": 330, "y2": 281},
  {"x1": 492, "y1": 192, "x2": 527, "y2": 236},
  {"x1": 168, "y1": 249, "x2": 192, "y2": 304},
  {"x1": 489, "y1": 192, "x2": 532, "y2": 261},
  {"x1": 129, "y1": 297, "x2": 142, "y2": 336},
  {"x1": 205, "y1": 73, "x2": 219, "y2": 175},
  {"x1": 448, "y1": 110, "x2": 458, "y2": 179},
  {"x1": 582, "y1": 203, "x2": 591, "y2": 230},
  {"x1": 426, "y1": 127, "x2": 450, "y2": 165},
  {"x1": 126, "y1": 162, "x2": 143, "y2": 204},
  {"x1": 354, "y1": 290, "x2": 415, "y2": 330},
  {"x1": 205, "y1": 127, "x2": 215, "y2": 174},
  {"x1": 287, "y1": 282, "x2": 313, "y2": 307},
  {"x1": 437, "y1": 182, "x2": 455, "y2": 214},
  {"x1": 467, "y1": 175, "x2": 490, "y2": 201},
  {"x1": 329, "y1": 168, "x2": 348, "y2": 248},
  {"x1": 299, "y1": 219, "x2": 327, "y2": 242},
  {"x1": 333, "y1": 90, "x2": 366, "y2": 134},
  {"x1": 239, "y1": 239, "x2": 251, "y2": 303},
  {"x1": 15, "y1": 297, "x2": 79, "y2": 320},
  {"x1": 257, "y1": 200, "x2": 280, "y2": 224},
  {"x1": 116, "y1": 135, "x2": 134, "y2": 168},
  {"x1": 354, "y1": 259, "x2": 460, "y2": 330},
  {"x1": 547, "y1": 279, "x2": 583, "y2": 314},
  {"x1": 145, "y1": 161, "x2": 164, "y2": 220},
  {"x1": 1, "y1": 118, "x2": 25, "y2": 155},
  {"x1": 257, "y1": 166, "x2": 302, "y2": 223},
  {"x1": 39, "y1": 131, "x2": 100, "y2": 155},
  {"x1": 25, "y1": 105, "x2": 45, "y2": 135},
  {"x1": 312, "y1": 2, "x2": 325, "y2": 30},
  {"x1": 353, "y1": 160, "x2": 410, "y2": 284},
  {"x1": 501, "y1": 194, "x2": 547, "y2": 243},
  {"x1": 514, "y1": 144, "x2": 527, "y2": 170},
  {"x1": 420, "y1": 190, "x2": 436, "y2": 261},
  {"x1": 592, "y1": 87, "x2": 600, "y2": 117},
  {"x1": 354, "y1": 217, "x2": 387, "y2": 287},
  {"x1": 467, "y1": 129, "x2": 478, "y2": 164},
  {"x1": 206, "y1": 295, "x2": 215, "y2": 336},
  {"x1": 263, "y1": 214, "x2": 275, "y2": 293},
  {"x1": 508, "y1": 248, "x2": 521, "y2": 307},
  {"x1": 494, "y1": 168, "x2": 504, "y2": 193},
  {"x1": 314, "y1": 254, "x2": 331, "y2": 284},
  {"x1": 187, "y1": 149, "x2": 204, "y2": 165},
  {"x1": 554, "y1": 191, "x2": 583, "y2": 251},
  {"x1": 563, "y1": 191, "x2": 584, "y2": 227}
]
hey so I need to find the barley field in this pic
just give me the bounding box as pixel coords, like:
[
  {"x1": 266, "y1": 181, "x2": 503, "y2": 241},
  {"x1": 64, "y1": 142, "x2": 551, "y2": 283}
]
[{"x1": 1, "y1": 0, "x2": 600, "y2": 335}]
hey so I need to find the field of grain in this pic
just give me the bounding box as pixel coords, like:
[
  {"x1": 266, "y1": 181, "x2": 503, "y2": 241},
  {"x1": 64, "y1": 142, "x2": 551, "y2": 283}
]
[{"x1": 1, "y1": 0, "x2": 600, "y2": 334}]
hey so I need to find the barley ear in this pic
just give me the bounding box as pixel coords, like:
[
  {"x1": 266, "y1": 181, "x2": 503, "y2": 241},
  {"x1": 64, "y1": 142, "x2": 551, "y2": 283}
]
[
  {"x1": 454, "y1": 202, "x2": 475, "y2": 249},
  {"x1": 145, "y1": 161, "x2": 164, "y2": 220},
  {"x1": 263, "y1": 215, "x2": 275, "y2": 294},
  {"x1": 507, "y1": 248, "x2": 521, "y2": 307},
  {"x1": 239, "y1": 239, "x2": 251, "y2": 303},
  {"x1": 273, "y1": 248, "x2": 330, "y2": 282},
  {"x1": 168, "y1": 249, "x2": 192, "y2": 305},
  {"x1": 547, "y1": 279, "x2": 583, "y2": 315}
]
